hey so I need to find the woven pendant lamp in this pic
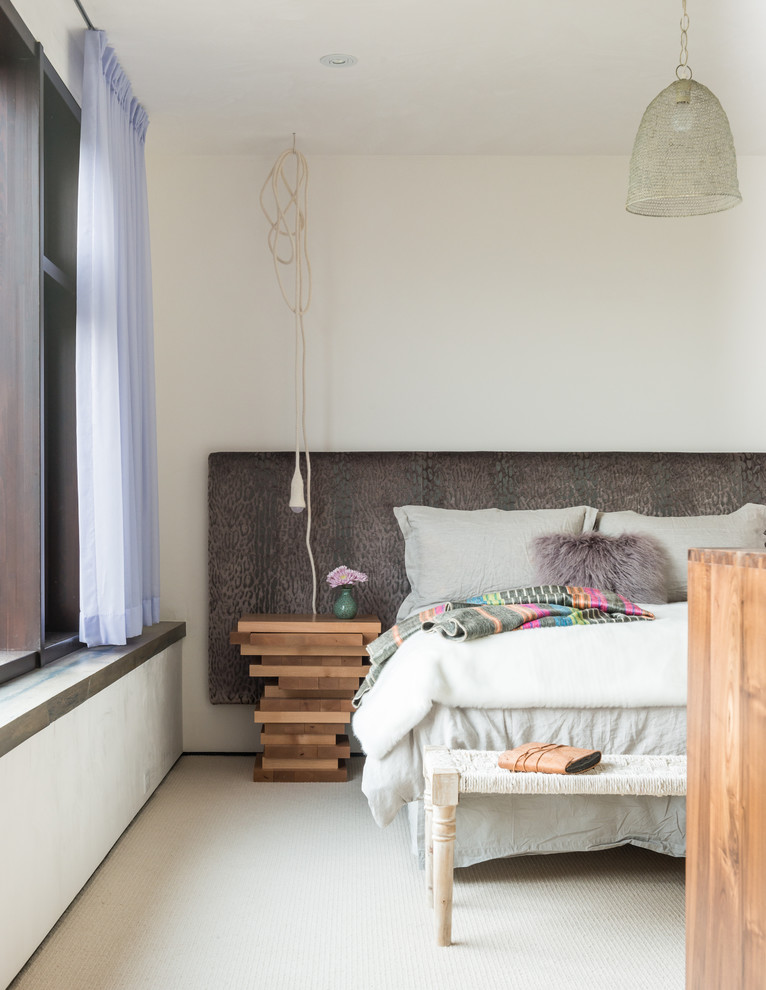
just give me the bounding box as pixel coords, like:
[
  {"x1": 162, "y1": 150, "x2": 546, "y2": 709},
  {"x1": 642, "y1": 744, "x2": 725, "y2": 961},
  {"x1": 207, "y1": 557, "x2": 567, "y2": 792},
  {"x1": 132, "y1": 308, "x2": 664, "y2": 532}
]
[{"x1": 626, "y1": 2, "x2": 741, "y2": 217}]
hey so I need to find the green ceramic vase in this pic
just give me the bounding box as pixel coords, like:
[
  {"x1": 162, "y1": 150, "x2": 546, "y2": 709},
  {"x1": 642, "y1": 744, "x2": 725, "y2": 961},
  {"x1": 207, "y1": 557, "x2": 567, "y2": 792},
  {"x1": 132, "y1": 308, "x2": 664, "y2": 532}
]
[{"x1": 333, "y1": 585, "x2": 358, "y2": 620}]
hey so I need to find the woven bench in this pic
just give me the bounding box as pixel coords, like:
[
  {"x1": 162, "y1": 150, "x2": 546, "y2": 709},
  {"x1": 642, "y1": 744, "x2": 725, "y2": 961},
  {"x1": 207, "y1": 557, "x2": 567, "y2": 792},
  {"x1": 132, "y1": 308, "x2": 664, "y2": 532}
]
[{"x1": 423, "y1": 746, "x2": 687, "y2": 946}]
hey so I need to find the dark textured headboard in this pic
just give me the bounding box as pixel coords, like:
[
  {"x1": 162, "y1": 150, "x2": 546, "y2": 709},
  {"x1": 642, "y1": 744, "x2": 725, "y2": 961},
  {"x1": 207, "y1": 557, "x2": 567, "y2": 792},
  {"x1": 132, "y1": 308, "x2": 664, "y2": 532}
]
[{"x1": 208, "y1": 451, "x2": 766, "y2": 703}]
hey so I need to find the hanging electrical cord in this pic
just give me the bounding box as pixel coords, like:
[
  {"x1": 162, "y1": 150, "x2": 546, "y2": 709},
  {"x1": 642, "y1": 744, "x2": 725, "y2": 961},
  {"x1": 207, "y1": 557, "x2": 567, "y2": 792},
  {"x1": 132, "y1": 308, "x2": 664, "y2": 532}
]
[{"x1": 260, "y1": 138, "x2": 317, "y2": 613}]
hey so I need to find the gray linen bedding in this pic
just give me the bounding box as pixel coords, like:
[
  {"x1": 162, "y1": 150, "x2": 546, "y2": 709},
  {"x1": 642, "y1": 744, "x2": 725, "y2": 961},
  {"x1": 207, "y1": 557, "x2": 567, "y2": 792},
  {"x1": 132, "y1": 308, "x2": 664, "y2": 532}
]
[{"x1": 361, "y1": 703, "x2": 686, "y2": 868}]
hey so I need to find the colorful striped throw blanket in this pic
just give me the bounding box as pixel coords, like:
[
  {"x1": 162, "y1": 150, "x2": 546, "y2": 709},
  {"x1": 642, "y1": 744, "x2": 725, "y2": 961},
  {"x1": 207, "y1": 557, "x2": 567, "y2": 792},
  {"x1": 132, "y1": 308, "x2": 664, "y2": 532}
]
[{"x1": 353, "y1": 586, "x2": 654, "y2": 708}]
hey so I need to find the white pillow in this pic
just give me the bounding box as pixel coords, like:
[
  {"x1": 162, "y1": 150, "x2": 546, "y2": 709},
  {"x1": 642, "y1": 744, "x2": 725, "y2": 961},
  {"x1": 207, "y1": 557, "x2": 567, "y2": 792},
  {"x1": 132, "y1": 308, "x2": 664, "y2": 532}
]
[
  {"x1": 394, "y1": 504, "x2": 597, "y2": 621},
  {"x1": 596, "y1": 503, "x2": 766, "y2": 602}
]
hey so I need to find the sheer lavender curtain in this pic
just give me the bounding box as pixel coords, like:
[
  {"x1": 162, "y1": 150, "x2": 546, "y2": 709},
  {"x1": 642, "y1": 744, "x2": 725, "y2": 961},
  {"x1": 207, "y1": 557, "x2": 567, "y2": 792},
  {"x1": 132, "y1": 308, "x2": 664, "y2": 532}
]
[{"x1": 76, "y1": 30, "x2": 160, "y2": 646}]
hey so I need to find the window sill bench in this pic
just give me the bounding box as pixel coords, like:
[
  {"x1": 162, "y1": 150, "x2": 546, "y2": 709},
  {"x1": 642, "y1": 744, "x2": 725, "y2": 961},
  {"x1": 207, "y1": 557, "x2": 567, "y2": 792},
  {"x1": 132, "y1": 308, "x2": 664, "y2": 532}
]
[{"x1": 0, "y1": 621, "x2": 186, "y2": 759}]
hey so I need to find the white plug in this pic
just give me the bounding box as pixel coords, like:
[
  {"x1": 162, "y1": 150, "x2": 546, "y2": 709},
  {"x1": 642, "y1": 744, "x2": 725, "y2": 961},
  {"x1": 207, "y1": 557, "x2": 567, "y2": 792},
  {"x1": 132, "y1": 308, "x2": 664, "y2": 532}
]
[{"x1": 289, "y1": 465, "x2": 306, "y2": 512}]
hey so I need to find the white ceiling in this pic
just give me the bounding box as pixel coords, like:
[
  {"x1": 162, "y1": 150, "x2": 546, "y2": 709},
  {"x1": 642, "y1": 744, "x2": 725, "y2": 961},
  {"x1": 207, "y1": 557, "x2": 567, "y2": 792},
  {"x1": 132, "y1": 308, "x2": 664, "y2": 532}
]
[{"x1": 85, "y1": 0, "x2": 766, "y2": 157}]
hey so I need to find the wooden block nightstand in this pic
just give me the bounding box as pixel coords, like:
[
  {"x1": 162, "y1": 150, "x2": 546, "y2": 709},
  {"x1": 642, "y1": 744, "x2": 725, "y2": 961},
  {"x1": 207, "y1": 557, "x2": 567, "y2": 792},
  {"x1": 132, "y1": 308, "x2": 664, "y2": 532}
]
[{"x1": 230, "y1": 613, "x2": 381, "y2": 782}]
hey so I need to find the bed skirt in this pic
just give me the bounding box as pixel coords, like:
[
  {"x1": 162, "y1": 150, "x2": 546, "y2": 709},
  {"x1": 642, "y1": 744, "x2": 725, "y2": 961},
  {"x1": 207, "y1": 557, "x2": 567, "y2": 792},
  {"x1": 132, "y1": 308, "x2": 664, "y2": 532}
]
[
  {"x1": 361, "y1": 703, "x2": 687, "y2": 867},
  {"x1": 407, "y1": 791, "x2": 686, "y2": 868}
]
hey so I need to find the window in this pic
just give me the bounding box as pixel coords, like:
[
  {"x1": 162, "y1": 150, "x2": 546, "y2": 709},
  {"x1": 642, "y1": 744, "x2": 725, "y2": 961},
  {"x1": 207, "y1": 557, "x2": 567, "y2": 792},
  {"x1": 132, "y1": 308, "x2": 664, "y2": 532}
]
[
  {"x1": 42, "y1": 58, "x2": 81, "y2": 663},
  {"x1": 0, "y1": 0, "x2": 81, "y2": 683}
]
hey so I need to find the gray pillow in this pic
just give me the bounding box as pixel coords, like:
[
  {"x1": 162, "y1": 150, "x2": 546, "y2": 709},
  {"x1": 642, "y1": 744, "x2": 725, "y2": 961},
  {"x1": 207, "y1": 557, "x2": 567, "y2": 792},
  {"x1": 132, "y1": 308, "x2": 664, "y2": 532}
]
[
  {"x1": 531, "y1": 531, "x2": 669, "y2": 604},
  {"x1": 595, "y1": 503, "x2": 766, "y2": 602},
  {"x1": 394, "y1": 504, "x2": 598, "y2": 621}
]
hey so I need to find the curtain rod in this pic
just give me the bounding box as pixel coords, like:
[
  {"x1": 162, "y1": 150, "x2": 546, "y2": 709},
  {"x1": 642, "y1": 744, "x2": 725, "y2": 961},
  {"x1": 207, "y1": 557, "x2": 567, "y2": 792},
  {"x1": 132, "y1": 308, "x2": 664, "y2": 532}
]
[{"x1": 73, "y1": 0, "x2": 97, "y2": 31}]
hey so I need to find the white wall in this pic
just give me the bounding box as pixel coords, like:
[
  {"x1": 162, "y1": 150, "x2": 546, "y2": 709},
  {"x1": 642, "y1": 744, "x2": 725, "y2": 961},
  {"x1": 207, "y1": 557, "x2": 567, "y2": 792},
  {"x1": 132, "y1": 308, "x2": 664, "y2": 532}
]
[
  {"x1": 146, "y1": 152, "x2": 766, "y2": 751},
  {"x1": 0, "y1": 645, "x2": 183, "y2": 989}
]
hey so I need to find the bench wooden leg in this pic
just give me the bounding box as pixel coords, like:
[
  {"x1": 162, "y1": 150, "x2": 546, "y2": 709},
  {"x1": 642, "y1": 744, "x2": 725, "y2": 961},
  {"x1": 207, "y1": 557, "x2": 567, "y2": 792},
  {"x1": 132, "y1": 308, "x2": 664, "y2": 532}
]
[
  {"x1": 424, "y1": 772, "x2": 434, "y2": 904},
  {"x1": 431, "y1": 767, "x2": 460, "y2": 946},
  {"x1": 424, "y1": 744, "x2": 449, "y2": 906}
]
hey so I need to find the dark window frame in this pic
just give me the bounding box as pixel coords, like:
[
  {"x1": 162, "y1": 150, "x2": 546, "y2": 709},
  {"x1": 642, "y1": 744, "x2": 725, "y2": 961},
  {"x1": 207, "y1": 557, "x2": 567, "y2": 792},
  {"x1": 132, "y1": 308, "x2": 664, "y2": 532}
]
[{"x1": 0, "y1": 0, "x2": 82, "y2": 684}]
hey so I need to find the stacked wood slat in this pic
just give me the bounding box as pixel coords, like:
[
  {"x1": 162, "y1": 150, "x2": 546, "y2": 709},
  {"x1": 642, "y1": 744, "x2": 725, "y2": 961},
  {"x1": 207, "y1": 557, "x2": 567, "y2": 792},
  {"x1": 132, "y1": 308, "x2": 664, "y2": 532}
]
[{"x1": 231, "y1": 614, "x2": 381, "y2": 782}]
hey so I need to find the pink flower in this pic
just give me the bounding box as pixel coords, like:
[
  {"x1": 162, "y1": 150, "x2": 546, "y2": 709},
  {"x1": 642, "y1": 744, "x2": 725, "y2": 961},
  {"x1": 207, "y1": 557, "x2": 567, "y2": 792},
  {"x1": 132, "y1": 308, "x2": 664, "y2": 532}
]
[{"x1": 326, "y1": 565, "x2": 368, "y2": 588}]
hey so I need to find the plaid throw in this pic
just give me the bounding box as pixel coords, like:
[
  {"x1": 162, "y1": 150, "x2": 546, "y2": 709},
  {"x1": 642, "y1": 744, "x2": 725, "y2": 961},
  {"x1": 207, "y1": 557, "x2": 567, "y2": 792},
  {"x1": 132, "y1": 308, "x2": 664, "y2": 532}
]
[{"x1": 353, "y1": 586, "x2": 654, "y2": 708}]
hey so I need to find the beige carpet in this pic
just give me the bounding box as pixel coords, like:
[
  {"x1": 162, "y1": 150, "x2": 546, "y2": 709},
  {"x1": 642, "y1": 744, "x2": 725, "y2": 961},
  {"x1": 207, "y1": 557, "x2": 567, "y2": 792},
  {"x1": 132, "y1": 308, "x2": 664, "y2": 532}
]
[{"x1": 10, "y1": 756, "x2": 684, "y2": 990}]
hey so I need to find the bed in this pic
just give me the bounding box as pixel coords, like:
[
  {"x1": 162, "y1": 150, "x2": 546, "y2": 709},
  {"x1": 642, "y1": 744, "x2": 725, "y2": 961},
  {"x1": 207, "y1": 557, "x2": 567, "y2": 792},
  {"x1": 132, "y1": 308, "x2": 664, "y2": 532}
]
[
  {"x1": 207, "y1": 451, "x2": 766, "y2": 867},
  {"x1": 354, "y1": 603, "x2": 689, "y2": 866}
]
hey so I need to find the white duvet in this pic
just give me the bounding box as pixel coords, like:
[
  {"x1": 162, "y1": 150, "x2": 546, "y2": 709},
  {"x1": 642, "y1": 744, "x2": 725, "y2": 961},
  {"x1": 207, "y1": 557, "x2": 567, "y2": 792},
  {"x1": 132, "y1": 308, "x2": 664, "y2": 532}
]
[{"x1": 353, "y1": 602, "x2": 688, "y2": 762}]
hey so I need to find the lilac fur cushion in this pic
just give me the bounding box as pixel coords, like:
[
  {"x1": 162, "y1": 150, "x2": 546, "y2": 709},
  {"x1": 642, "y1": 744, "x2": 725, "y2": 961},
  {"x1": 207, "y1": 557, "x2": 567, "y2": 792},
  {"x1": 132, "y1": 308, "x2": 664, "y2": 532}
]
[{"x1": 531, "y1": 531, "x2": 669, "y2": 604}]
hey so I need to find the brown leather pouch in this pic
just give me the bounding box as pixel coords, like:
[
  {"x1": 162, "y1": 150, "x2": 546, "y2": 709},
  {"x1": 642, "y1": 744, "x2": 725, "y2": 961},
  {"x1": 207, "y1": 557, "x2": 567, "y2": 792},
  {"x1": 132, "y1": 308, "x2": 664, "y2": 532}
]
[{"x1": 498, "y1": 742, "x2": 602, "y2": 775}]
